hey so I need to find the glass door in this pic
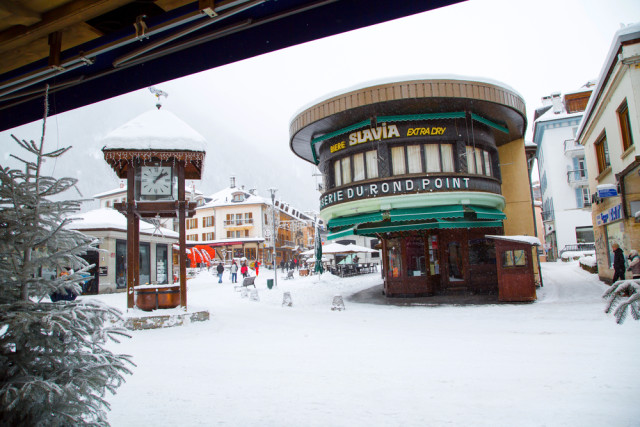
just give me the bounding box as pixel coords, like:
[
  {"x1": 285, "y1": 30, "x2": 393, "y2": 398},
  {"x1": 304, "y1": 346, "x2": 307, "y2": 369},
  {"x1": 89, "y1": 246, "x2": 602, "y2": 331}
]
[
  {"x1": 139, "y1": 242, "x2": 150, "y2": 285},
  {"x1": 156, "y1": 244, "x2": 168, "y2": 284}
]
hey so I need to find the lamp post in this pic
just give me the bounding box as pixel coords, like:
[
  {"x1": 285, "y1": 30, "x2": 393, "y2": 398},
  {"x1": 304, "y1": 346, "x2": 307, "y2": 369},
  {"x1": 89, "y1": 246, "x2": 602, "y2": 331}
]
[{"x1": 269, "y1": 187, "x2": 278, "y2": 288}]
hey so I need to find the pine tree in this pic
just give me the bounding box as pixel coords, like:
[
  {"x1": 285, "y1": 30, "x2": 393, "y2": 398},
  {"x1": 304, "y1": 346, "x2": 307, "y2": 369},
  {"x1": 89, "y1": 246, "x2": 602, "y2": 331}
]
[
  {"x1": 0, "y1": 89, "x2": 133, "y2": 425},
  {"x1": 603, "y1": 280, "x2": 640, "y2": 324}
]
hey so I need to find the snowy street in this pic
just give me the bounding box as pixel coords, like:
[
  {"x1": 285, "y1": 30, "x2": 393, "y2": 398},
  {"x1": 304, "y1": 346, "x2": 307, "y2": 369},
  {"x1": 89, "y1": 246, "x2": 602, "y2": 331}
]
[{"x1": 98, "y1": 262, "x2": 639, "y2": 427}]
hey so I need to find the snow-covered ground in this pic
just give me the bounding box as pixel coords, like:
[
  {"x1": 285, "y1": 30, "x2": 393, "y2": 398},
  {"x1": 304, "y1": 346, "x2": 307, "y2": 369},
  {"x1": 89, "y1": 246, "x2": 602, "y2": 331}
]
[{"x1": 94, "y1": 262, "x2": 639, "y2": 427}]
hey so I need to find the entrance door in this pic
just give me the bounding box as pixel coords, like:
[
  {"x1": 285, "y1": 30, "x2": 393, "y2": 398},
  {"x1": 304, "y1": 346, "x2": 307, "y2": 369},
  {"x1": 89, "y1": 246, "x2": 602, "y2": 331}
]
[
  {"x1": 116, "y1": 239, "x2": 127, "y2": 289},
  {"x1": 156, "y1": 244, "x2": 168, "y2": 284},
  {"x1": 139, "y1": 242, "x2": 150, "y2": 285},
  {"x1": 447, "y1": 240, "x2": 465, "y2": 284}
]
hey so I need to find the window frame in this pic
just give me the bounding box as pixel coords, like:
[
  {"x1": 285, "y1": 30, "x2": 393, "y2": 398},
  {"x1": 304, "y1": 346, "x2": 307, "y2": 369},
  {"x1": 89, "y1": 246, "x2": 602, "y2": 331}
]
[
  {"x1": 594, "y1": 132, "x2": 610, "y2": 174},
  {"x1": 618, "y1": 99, "x2": 634, "y2": 152}
]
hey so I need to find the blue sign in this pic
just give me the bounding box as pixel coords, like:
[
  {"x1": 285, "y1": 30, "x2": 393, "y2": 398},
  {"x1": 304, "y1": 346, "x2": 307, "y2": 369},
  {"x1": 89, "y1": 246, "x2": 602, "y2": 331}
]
[
  {"x1": 597, "y1": 186, "x2": 618, "y2": 198},
  {"x1": 596, "y1": 204, "x2": 623, "y2": 226}
]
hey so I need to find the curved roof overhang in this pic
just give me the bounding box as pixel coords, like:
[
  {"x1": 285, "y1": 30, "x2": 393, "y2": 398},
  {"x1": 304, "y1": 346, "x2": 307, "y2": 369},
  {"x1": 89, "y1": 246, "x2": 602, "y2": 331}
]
[
  {"x1": 0, "y1": 0, "x2": 463, "y2": 132},
  {"x1": 290, "y1": 77, "x2": 527, "y2": 164}
]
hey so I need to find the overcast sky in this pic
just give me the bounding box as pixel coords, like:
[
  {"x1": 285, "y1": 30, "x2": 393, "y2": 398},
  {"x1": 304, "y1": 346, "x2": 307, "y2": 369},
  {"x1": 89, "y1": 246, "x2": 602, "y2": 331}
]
[{"x1": 2, "y1": 0, "x2": 639, "y2": 212}]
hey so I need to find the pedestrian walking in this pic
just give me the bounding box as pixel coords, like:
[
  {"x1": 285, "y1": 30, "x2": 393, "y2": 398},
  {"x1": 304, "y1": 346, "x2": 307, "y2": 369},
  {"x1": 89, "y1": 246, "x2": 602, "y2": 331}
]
[
  {"x1": 216, "y1": 261, "x2": 224, "y2": 283},
  {"x1": 254, "y1": 260, "x2": 260, "y2": 276},
  {"x1": 280, "y1": 259, "x2": 285, "y2": 272},
  {"x1": 612, "y1": 242, "x2": 626, "y2": 283},
  {"x1": 627, "y1": 249, "x2": 640, "y2": 279},
  {"x1": 241, "y1": 262, "x2": 248, "y2": 278},
  {"x1": 230, "y1": 260, "x2": 238, "y2": 283},
  {"x1": 294, "y1": 258, "x2": 298, "y2": 270}
]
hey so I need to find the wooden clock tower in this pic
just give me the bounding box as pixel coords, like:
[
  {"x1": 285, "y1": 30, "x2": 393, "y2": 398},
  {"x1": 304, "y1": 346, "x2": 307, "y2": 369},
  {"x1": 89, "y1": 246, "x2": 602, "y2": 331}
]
[{"x1": 102, "y1": 107, "x2": 206, "y2": 310}]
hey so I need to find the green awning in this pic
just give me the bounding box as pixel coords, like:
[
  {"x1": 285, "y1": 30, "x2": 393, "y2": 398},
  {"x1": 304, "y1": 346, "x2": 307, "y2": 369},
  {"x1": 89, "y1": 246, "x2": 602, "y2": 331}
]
[
  {"x1": 327, "y1": 211, "x2": 385, "y2": 229},
  {"x1": 388, "y1": 205, "x2": 465, "y2": 222},
  {"x1": 327, "y1": 227, "x2": 356, "y2": 240},
  {"x1": 355, "y1": 219, "x2": 503, "y2": 237},
  {"x1": 468, "y1": 206, "x2": 506, "y2": 220}
]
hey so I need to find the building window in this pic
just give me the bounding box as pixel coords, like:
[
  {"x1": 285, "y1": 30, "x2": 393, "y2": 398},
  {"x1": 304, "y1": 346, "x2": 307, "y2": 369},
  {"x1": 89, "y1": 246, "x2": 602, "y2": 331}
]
[
  {"x1": 618, "y1": 100, "x2": 634, "y2": 151},
  {"x1": 406, "y1": 145, "x2": 422, "y2": 174},
  {"x1": 353, "y1": 153, "x2": 365, "y2": 182},
  {"x1": 483, "y1": 150, "x2": 492, "y2": 176},
  {"x1": 577, "y1": 186, "x2": 590, "y2": 208},
  {"x1": 186, "y1": 218, "x2": 198, "y2": 229},
  {"x1": 334, "y1": 160, "x2": 342, "y2": 187},
  {"x1": 475, "y1": 147, "x2": 484, "y2": 174},
  {"x1": 187, "y1": 234, "x2": 198, "y2": 241},
  {"x1": 391, "y1": 146, "x2": 406, "y2": 175},
  {"x1": 365, "y1": 150, "x2": 378, "y2": 178},
  {"x1": 595, "y1": 132, "x2": 610, "y2": 174},
  {"x1": 203, "y1": 215, "x2": 214, "y2": 227},
  {"x1": 244, "y1": 212, "x2": 253, "y2": 224},
  {"x1": 341, "y1": 157, "x2": 351, "y2": 185},
  {"x1": 466, "y1": 146, "x2": 476, "y2": 174},
  {"x1": 425, "y1": 144, "x2": 441, "y2": 172},
  {"x1": 503, "y1": 249, "x2": 526, "y2": 267},
  {"x1": 202, "y1": 232, "x2": 214, "y2": 241}
]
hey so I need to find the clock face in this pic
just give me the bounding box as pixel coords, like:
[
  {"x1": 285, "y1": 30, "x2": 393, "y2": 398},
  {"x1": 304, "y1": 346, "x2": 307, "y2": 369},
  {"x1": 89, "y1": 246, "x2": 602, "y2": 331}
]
[{"x1": 140, "y1": 166, "x2": 173, "y2": 196}]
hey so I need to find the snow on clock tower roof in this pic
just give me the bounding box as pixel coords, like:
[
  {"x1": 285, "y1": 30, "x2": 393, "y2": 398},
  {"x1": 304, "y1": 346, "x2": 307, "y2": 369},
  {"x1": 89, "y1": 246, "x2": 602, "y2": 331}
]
[{"x1": 102, "y1": 108, "x2": 207, "y2": 152}]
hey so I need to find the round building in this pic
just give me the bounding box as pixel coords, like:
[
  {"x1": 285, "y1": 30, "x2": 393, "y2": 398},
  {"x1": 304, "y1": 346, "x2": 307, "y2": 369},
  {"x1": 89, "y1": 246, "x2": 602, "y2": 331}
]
[{"x1": 290, "y1": 76, "x2": 538, "y2": 298}]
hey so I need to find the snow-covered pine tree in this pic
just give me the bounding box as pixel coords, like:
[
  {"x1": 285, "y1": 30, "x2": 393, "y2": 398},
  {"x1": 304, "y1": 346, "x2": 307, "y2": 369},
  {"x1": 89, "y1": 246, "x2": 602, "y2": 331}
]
[
  {"x1": 0, "y1": 89, "x2": 133, "y2": 425},
  {"x1": 603, "y1": 280, "x2": 640, "y2": 324}
]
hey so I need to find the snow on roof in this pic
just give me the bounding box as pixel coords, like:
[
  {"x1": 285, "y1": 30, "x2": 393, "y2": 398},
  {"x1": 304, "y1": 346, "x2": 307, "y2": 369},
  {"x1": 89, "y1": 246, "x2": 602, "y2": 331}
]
[
  {"x1": 576, "y1": 22, "x2": 640, "y2": 141},
  {"x1": 198, "y1": 184, "x2": 314, "y2": 222},
  {"x1": 525, "y1": 140, "x2": 537, "y2": 147},
  {"x1": 533, "y1": 103, "x2": 583, "y2": 124},
  {"x1": 68, "y1": 208, "x2": 178, "y2": 238},
  {"x1": 102, "y1": 108, "x2": 207, "y2": 152},
  {"x1": 291, "y1": 73, "x2": 523, "y2": 122},
  {"x1": 486, "y1": 235, "x2": 541, "y2": 246},
  {"x1": 199, "y1": 186, "x2": 269, "y2": 209}
]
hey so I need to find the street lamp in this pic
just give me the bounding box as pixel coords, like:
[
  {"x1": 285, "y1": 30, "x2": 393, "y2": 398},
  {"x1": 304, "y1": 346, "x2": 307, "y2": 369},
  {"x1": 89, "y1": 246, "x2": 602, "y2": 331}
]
[{"x1": 269, "y1": 187, "x2": 278, "y2": 288}]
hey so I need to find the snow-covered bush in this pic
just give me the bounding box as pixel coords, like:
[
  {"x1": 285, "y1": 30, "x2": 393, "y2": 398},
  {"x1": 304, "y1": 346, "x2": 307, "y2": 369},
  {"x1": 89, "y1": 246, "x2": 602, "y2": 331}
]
[
  {"x1": 0, "y1": 93, "x2": 133, "y2": 425},
  {"x1": 603, "y1": 280, "x2": 640, "y2": 324},
  {"x1": 579, "y1": 256, "x2": 598, "y2": 274},
  {"x1": 561, "y1": 250, "x2": 595, "y2": 262}
]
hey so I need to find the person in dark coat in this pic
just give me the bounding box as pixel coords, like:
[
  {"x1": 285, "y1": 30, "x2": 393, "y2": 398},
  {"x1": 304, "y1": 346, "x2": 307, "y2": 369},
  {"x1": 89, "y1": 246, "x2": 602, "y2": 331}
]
[
  {"x1": 216, "y1": 262, "x2": 225, "y2": 283},
  {"x1": 612, "y1": 243, "x2": 626, "y2": 284}
]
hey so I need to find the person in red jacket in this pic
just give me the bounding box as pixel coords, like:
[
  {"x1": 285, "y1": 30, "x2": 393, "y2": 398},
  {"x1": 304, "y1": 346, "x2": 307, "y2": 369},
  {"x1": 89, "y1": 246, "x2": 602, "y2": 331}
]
[
  {"x1": 240, "y1": 262, "x2": 249, "y2": 278},
  {"x1": 254, "y1": 260, "x2": 260, "y2": 276}
]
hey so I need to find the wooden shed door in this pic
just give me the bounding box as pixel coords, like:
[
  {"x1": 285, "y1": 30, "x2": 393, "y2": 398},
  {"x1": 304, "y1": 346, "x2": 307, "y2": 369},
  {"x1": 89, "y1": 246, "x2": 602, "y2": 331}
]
[{"x1": 495, "y1": 244, "x2": 536, "y2": 302}]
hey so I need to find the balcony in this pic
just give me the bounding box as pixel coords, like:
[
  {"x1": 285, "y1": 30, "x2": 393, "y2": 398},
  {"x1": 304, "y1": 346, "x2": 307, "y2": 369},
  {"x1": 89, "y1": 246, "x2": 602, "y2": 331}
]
[
  {"x1": 541, "y1": 210, "x2": 554, "y2": 221},
  {"x1": 564, "y1": 139, "x2": 584, "y2": 157},
  {"x1": 223, "y1": 218, "x2": 254, "y2": 228},
  {"x1": 567, "y1": 169, "x2": 588, "y2": 187}
]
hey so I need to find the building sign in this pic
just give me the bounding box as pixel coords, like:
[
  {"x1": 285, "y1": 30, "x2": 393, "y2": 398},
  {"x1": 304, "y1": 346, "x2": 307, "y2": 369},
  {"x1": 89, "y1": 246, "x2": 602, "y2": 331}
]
[
  {"x1": 326, "y1": 122, "x2": 450, "y2": 155},
  {"x1": 596, "y1": 203, "x2": 623, "y2": 226},
  {"x1": 320, "y1": 176, "x2": 501, "y2": 209},
  {"x1": 596, "y1": 184, "x2": 618, "y2": 198}
]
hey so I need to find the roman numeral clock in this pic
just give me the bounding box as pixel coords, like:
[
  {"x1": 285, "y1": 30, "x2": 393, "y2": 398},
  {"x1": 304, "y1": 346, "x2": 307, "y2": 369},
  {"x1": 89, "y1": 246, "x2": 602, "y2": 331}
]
[{"x1": 102, "y1": 107, "x2": 206, "y2": 310}]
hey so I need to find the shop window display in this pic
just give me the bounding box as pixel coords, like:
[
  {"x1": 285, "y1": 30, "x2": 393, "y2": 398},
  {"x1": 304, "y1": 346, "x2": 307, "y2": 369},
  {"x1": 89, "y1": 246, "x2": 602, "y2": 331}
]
[
  {"x1": 387, "y1": 238, "x2": 403, "y2": 278},
  {"x1": 406, "y1": 237, "x2": 426, "y2": 276}
]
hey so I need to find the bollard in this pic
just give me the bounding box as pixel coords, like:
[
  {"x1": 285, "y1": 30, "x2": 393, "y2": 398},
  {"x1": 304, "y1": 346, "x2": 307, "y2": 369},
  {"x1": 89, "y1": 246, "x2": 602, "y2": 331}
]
[
  {"x1": 249, "y1": 289, "x2": 260, "y2": 302},
  {"x1": 240, "y1": 287, "x2": 248, "y2": 298},
  {"x1": 331, "y1": 295, "x2": 345, "y2": 311},
  {"x1": 282, "y1": 291, "x2": 293, "y2": 307}
]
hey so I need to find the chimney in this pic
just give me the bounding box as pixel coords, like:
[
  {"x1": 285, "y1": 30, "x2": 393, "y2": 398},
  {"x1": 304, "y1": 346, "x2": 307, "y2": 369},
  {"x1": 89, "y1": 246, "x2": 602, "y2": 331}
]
[
  {"x1": 249, "y1": 188, "x2": 256, "y2": 195},
  {"x1": 551, "y1": 92, "x2": 563, "y2": 114},
  {"x1": 230, "y1": 176, "x2": 236, "y2": 188},
  {"x1": 541, "y1": 95, "x2": 552, "y2": 107}
]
